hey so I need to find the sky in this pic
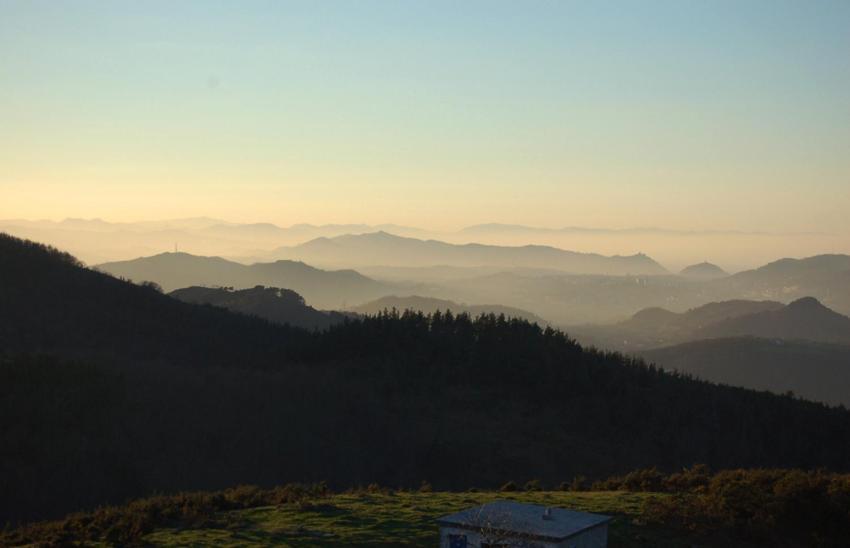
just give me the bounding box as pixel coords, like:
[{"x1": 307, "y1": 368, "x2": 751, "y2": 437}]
[{"x1": 1, "y1": 0, "x2": 849, "y2": 236}]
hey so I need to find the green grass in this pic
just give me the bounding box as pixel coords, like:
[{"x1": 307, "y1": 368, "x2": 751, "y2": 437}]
[{"x1": 140, "y1": 491, "x2": 711, "y2": 547}]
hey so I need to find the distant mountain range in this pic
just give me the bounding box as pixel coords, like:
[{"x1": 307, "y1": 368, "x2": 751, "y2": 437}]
[
  {"x1": 170, "y1": 286, "x2": 350, "y2": 330},
  {"x1": 97, "y1": 252, "x2": 393, "y2": 309},
  {"x1": 0, "y1": 218, "x2": 429, "y2": 264},
  {"x1": 571, "y1": 297, "x2": 850, "y2": 351},
  {"x1": 2, "y1": 217, "x2": 844, "y2": 277},
  {"x1": 272, "y1": 231, "x2": 669, "y2": 275},
  {"x1": 713, "y1": 255, "x2": 850, "y2": 312},
  {"x1": 641, "y1": 338, "x2": 850, "y2": 407},
  {"x1": 94, "y1": 245, "x2": 850, "y2": 326},
  {"x1": 350, "y1": 295, "x2": 548, "y2": 325},
  {"x1": 569, "y1": 296, "x2": 850, "y2": 407},
  {"x1": 697, "y1": 296, "x2": 850, "y2": 343},
  {"x1": 459, "y1": 223, "x2": 793, "y2": 237}
]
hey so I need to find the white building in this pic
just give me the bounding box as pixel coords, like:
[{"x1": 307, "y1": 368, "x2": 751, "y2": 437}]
[{"x1": 437, "y1": 501, "x2": 611, "y2": 548}]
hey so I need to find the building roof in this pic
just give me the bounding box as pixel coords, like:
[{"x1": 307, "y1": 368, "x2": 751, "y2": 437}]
[{"x1": 437, "y1": 501, "x2": 611, "y2": 541}]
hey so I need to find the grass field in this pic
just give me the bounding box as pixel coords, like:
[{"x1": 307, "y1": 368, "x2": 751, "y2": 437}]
[{"x1": 140, "y1": 490, "x2": 729, "y2": 547}]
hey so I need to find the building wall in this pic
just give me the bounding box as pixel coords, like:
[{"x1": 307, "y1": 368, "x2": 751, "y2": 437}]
[
  {"x1": 439, "y1": 525, "x2": 552, "y2": 547},
  {"x1": 556, "y1": 524, "x2": 608, "y2": 548},
  {"x1": 438, "y1": 524, "x2": 607, "y2": 548}
]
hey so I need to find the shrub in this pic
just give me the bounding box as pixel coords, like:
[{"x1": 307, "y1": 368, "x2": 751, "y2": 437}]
[
  {"x1": 0, "y1": 482, "x2": 331, "y2": 546},
  {"x1": 663, "y1": 464, "x2": 711, "y2": 493},
  {"x1": 641, "y1": 468, "x2": 850, "y2": 546},
  {"x1": 500, "y1": 481, "x2": 518, "y2": 492},
  {"x1": 524, "y1": 479, "x2": 542, "y2": 491},
  {"x1": 569, "y1": 476, "x2": 587, "y2": 492}
]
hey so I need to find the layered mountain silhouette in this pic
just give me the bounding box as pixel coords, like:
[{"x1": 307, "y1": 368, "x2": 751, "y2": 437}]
[
  {"x1": 679, "y1": 261, "x2": 728, "y2": 280},
  {"x1": 94, "y1": 248, "x2": 850, "y2": 326},
  {"x1": 170, "y1": 286, "x2": 350, "y2": 330},
  {"x1": 698, "y1": 297, "x2": 850, "y2": 344},
  {"x1": 97, "y1": 252, "x2": 392, "y2": 309},
  {"x1": 350, "y1": 295, "x2": 548, "y2": 325},
  {"x1": 0, "y1": 218, "x2": 429, "y2": 264},
  {"x1": 272, "y1": 232, "x2": 668, "y2": 275},
  {"x1": 641, "y1": 338, "x2": 850, "y2": 407},
  {"x1": 459, "y1": 223, "x2": 771, "y2": 236},
  {"x1": 570, "y1": 296, "x2": 850, "y2": 407},
  {"x1": 3, "y1": 232, "x2": 850, "y2": 525},
  {"x1": 440, "y1": 254, "x2": 850, "y2": 325},
  {"x1": 572, "y1": 297, "x2": 850, "y2": 351},
  {"x1": 715, "y1": 254, "x2": 850, "y2": 314}
]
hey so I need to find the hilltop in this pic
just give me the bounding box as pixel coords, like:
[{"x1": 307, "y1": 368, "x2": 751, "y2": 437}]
[{"x1": 679, "y1": 262, "x2": 728, "y2": 280}]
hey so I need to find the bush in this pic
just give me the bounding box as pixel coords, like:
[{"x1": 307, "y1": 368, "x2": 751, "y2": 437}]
[
  {"x1": 524, "y1": 479, "x2": 542, "y2": 491},
  {"x1": 0, "y1": 482, "x2": 330, "y2": 546},
  {"x1": 641, "y1": 468, "x2": 850, "y2": 546},
  {"x1": 500, "y1": 481, "x2": 518, "y2": 492},
  {"x1": 663, "y1": 464, "x2": 711, "y2": 493},
  {"x1": 569, "y1": 476, "x2": 587, "y2": 492}
]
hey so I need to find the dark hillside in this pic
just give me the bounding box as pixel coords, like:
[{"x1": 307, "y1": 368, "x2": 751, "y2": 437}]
[
  {"x1": 170, "y1": 285, "x2": 349, "y2": 330},
  {"x1": 0, "y1": 233, "x2": 298, "y2": 367}
]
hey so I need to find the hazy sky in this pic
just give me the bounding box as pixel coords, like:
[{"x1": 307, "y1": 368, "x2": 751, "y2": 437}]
[{"x1": 2, "y1": 1, "x2": 849, "y2": 234}]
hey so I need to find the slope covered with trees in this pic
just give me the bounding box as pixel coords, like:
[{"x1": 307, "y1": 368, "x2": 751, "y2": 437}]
[
  {"x1": 170, "y1": 285, "x2": 350, "y2": 330},
  {"x1": 350, "y1": 295, "x2": 547, "y2": 325},
  {"x1": 2, "y1": 232, "x2": 850, "y2": 526}
]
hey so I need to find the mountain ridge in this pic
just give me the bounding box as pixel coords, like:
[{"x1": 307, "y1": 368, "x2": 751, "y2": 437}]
[
  {"x1": 273, "y1": 231, "x2": 669, "y2": 275},
  {"x1": 96, "y1": 252, "x2": 392, "y2": 309},
  {"x1": 569, "y1": 297, "x2": 850, "y2": 351}
]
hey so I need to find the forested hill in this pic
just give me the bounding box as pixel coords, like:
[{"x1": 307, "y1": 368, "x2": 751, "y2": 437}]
[
  {"x1": 170, "y1": 285, "x2": 350, "y2": 331},
  {"x1": 2, "y1": 232, "x2": 850, "y2": 525}
]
